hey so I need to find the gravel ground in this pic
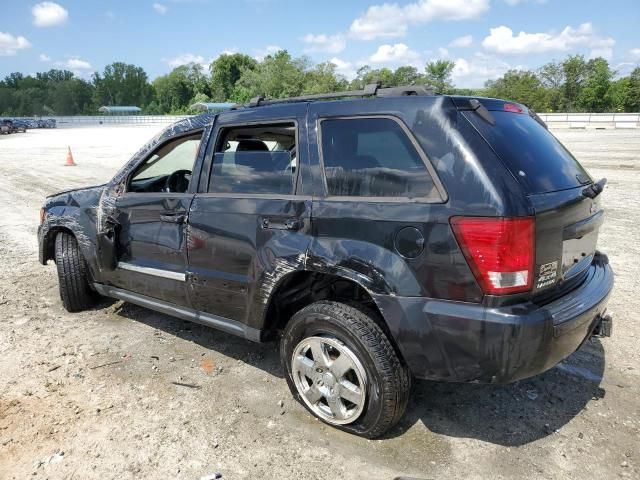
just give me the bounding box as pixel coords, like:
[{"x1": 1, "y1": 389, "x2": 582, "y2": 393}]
[{"x1": 0, "y1": 125, "x2": 638, "y2": 480}]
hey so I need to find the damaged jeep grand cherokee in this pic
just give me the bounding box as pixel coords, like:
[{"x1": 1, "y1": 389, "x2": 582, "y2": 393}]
[{"x1": 38, "y1": 85, "x2": 614, "y2": 438}]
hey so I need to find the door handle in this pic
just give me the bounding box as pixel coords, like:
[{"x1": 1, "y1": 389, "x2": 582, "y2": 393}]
[
  {"x1": 160, "y1": 213, "x2": 187, "y2": 224},
  {"x1": 260, "y1": 217, "x2": 303, "y2": 231}
]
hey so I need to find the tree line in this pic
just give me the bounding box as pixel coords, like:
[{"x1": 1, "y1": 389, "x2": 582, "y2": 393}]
[{"x1": 1, "y1": 50, "x2": 638, "y2": 116}]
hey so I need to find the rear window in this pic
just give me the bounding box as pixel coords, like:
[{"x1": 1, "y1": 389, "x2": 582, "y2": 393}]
[
  {"x1": 464, "y1": 111, "x2": 591, "y2": 194},
  {"x1": 320, "y1": 117, "x2": 436, "y2": 198}
]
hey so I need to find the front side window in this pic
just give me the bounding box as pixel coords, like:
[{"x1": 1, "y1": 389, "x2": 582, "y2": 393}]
[
  {"x1": 320, "y1": 117, "x2": 436, "y2": 198},
  {"x1": 129, "y1": 132, "x2": 202, "y2": 193},
  {"x1": 208, "y1": 123, "x2": 296, "y2": 195}
]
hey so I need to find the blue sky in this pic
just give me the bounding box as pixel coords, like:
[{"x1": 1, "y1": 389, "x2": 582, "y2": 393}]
[{"x1": 1, "y1": 0, "x2": 639, "y2": 87}]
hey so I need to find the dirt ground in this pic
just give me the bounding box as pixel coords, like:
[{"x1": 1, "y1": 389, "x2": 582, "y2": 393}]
[{"x1": 0, "y1": 124, "x2": 638, "y2": 480}]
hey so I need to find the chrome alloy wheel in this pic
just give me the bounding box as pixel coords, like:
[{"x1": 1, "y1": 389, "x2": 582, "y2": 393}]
[{"x1": 291, "y1": 336, "x2": 367, "y2": 425}]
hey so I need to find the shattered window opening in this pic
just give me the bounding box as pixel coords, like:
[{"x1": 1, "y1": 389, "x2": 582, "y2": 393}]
[{"x1": 208, "y1": 123, "x2": 297, "y2": 195}]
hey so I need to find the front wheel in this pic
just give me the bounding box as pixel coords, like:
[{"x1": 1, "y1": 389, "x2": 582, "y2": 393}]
[
  {"x1": 54, "y1": 232, "x2": 98, "y2": 312},
  {"x1": 280, "y1": 301, "x2": 410, "y2": 438}
]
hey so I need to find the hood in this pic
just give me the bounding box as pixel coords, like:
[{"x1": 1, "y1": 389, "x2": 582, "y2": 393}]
[{"x1": 45, "y1": 184, "x2": 105, "y2": 209}]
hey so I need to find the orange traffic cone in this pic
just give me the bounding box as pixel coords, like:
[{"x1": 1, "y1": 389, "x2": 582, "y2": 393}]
[{"x1": 64, "y1": 146, "x2": 76, "y2": 166}]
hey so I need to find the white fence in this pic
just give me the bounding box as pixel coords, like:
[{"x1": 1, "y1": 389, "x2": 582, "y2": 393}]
[
  {"x1": 52, "y1": 115, "x2": 190, "y2": 125},
  {"x1": 11, "y1": 112, "x2": 640, "y2": 129},
  {"x1": 538, "y1": 113, "x2": 639, "y2": 129}
]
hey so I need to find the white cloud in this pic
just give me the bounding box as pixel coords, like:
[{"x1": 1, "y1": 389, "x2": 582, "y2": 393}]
[
  {"x1": 153, "y1": 3, "x2": 168, "y2": 14},
  {"x1": 55, "y1": 57, "x2": 93, "y2": 71},
  {"x1": 503, "y1": 0, "x2": 548, "y2": 5},
  {"x1": 437, "y1": 47, "x2": 450, "y2": 57},
  {"x1": 482, "y1": 23, "x2": 615, "y2": 56},
  {"x1": 219, "y1": 48, "x2": 239, "y2": 56},
  {"x1": 39, "y1": 53, "x2": 51, "y2": 62},
  {"x1": 349, "y1": 0, "x2": 489, "y2": 40},
  {"x1": 163, "y1": 53, "x2": 210, "y2": 69},
  {"x1": 0, "y1": 32, "x2": 31, "y2": 56},
  {"x1": 449, "y1": 35, "x2": 473, "y2": 48},
  {"x1": 302, "y1": 33, "x2": 346, "y2": 54},
  {"x1": 614, "y1": 62, "x2": 638, "y2": 77},
  {"x1": 451, "y1": 52, "x2": 515, "y2": 88},
  {"x1": 253, "y1": 45, "x2": 282, "y2": 61},
  {"x1": 32, "y1": 2, "x2": 69, "y2": 27},
  {"x1": 49, "y1": 56, "x2": 94, "y2": 77},
  {"x1": 369, "y1": 43, "x2": 421, "y2": 65},
  {"x1": 329, "y1": 57, "x2": 357, "y2": 80},
  {"x1": 629, "y1": 48, "x2": 640, "y2": 59}
]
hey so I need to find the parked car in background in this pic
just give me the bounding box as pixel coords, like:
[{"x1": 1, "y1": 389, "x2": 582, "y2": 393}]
[
  {"x1": 1, "y1": 119, "x2": 16, "y2": 134},
  {"x1": 38, "y1": 84, "x2": 614, "y2": 438},
  {"x1": 11, "y1": 119, "x2": 28, "y2": 132}
]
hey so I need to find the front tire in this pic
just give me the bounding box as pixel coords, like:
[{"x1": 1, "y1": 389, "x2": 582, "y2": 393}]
[
  {"x1": 54, "y1": 232, "x2": 97, "y2": 312},
  {"x1": 280, "y1": 301, "x2": 410, "y2": 438}
]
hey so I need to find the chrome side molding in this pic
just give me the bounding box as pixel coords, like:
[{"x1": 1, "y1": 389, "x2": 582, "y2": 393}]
[{"x1": 117, "y1": 262, "x2": 186, "y2": 282}]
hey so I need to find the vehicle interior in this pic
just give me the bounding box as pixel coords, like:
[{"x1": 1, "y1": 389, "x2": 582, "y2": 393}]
[
  {"x1": 209, "y1": 123, "x2": 297, "y2": 194},
  {"x1": 128, "y1": 132, "x2": 203, "y2": 193}
]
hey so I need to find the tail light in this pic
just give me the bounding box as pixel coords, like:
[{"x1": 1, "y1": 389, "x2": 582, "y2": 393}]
[
  {"x1": 450, "y1": 216, "x2": 535, "y2": 295},
  {"x1": 40, "y1": 207, "x2": 45, "y2": 225},
  {"x1": 504, "y1": 103, "x2": 524, "y2": 113}
]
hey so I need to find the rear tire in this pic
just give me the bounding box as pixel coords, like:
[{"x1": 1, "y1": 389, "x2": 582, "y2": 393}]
[
  {"x1": 54, "y1": 232, "x2": 97, "y2": 312},
  {"x1": 280, "y1": 300, "x2": 410, "y2": 438}
]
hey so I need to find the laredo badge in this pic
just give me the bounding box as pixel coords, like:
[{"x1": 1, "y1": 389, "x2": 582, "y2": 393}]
[{"x1": 537, "y1": 261, "x2": 558, "y2": 289}]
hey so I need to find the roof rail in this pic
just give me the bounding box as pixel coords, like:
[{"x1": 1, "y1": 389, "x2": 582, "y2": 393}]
[{"x1": 242, "y1": 83, "x2": 435, "y2": 108}]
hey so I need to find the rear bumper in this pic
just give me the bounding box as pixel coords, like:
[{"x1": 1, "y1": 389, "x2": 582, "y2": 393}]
[{"x1": 374, "y1": 253, "x2": 614, "y2": 383}]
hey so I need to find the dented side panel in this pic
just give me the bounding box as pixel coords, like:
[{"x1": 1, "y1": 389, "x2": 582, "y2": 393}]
[
  {"x1": 186, "y1": 103, "x2": 312, "y2": 330},
  {"x1": 39, "y1": 185, "x2": 104, "y2": 280},
  {"x1": 306, "y1": 97, "x2": 531, "y2": 302}
]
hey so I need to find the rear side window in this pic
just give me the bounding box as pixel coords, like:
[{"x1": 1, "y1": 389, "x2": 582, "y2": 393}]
[
  {"x1": 208, "y1": 122, "x2": 296, "y2": 195},
  {"x1": 320, "y1": 117, "x2": 436, "y2": 198},
  {"x1": 464, "y1": 111, "x2": 591, "y2": 194}
]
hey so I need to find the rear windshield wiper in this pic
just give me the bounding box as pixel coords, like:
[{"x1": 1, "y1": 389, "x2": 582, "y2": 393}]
[
  {"x1": 469, "y1": 99, "x2": 496, "y2": 126},
  {"x1": 529, "y1": 108, "x2": 548, "y2": 129},
  {"x1": 582, "y1": 178, "x2": 607, "y2": 199}
]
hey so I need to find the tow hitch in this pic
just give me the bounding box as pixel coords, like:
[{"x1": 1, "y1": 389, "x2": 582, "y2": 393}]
[{"x1": 592, "y1": 313, "x2": 613, "y2": 338}]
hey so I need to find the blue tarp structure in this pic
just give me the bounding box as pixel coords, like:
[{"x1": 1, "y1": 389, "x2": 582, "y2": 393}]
[
  {"x1": 98, "y1": 106, "x2": 142, "y2": 115},
  {"x1": 190, "y1": 102, "x2": 235, "y2": 112}
]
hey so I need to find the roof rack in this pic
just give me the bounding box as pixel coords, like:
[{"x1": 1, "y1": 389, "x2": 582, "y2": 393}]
[{"x1": 244, "y1": 83, "x2": 435, "y2": 108}]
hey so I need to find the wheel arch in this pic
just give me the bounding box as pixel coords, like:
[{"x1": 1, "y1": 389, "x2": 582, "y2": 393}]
[
  {"x1": 43, "y1": 225, "x2": 76, "y2": 263},
  {"x1": 260, "y1": 269, "x2": 407, "y2": 366}
]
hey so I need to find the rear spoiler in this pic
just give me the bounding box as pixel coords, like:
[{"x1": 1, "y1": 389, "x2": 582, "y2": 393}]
[{"x1": 451, "y1": 96, "x2": 548, "y2": 129}]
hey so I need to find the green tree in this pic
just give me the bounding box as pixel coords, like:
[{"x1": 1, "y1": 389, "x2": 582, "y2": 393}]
[
  {"x1": 425, "y1": 60, "x2": 455, "y2": 93},
  {"x1": 538, "y1": 60, "x2": 565, "y2": 112},
  {"x1": 608, "y1": 77, "x2": 631, "y2": 112},
  {"x1": 393, "y1": 66, "x2": 422, "y2": 86},
  {"x1": 628, "y1": 68, "x2": 640, "y2": 112},
  {"x1": 562, "y1": 55, "x2": 589, "y2": 111},
  {"x1": 49, "y1": 78, "x2": 93, "y2": 114},
  {"x1": 304, "y1": 62, "x2": 348, "y2": 94},
  {"x1": 349, "y1": 66, "x2": 396, "y2": 89},
  {"x1": 209, "y1": 53, "x2": 257, "y2": 101},
  {"x1": 231, "y1": 50, "x2": 309, "y2": 102},
  {"x1": 485, "y1": 70, "x2": 549, "y2": 111},
  {"x1": 152, "y1": 71, "x2": 192, "y2": 113},
  {"x1": 152, "y1": 63, "x2": 212, "y2": 113},
  {"x1": 578, "y1": 58, "x2": 614, "y2": 112},
  {"x1": 92, "y1": 62, "x2": 153, "y2": 108}
]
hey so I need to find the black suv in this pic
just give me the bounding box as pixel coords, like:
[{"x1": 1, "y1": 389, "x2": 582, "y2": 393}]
[{"x1": 38, "y1": 85, "x2": 614, "y2": 438}]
